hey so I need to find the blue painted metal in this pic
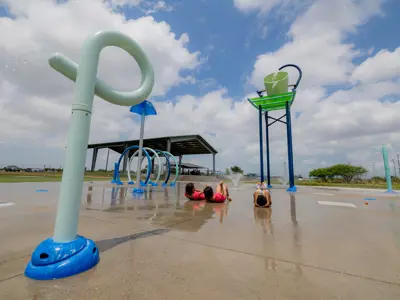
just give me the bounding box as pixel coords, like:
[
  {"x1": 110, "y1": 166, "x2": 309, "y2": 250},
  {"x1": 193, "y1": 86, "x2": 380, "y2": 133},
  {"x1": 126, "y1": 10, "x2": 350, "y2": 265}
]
[
  {"x1": 264, "y1": 112, "x2": 271, "y2": 188},
  {"x1": 279, "y1": 64, "x2": 302, "y2": 90},
  {"x1": 115, "y1": 146, "x2": 152, "y2": 185},
  {"x1": 25, "y1": 236, "x2": 99, "y2": 280},
  {"x1": 258, "y1": 106, "x2": 264, "y2": 182},
  {"x1": 133, "y1": 187, "x2": 145, "y2": 194},
  {"x1": 285, "y1": 101, "x2": 296, "y2": 192},
  {"x1": 129, "y1": 100, "x2": 157, "y2": 116},
  {"x1": 250, "y1": 64, "x2": 302, "y2": 192},
  {"x1": 111, "y1": 162, "x2": 119, "y2": 183}
]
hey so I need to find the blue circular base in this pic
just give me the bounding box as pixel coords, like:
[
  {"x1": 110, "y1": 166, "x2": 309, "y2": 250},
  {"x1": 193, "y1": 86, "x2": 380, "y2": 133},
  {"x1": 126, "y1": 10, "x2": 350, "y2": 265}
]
[
  {"x1": 140, "y1": 182, "x2": 147, "y2": 187},
  {"x1": 111, "y1": 179, "x2": 117, "y2": 184},
  {"x1": 267, "y1": 185, "x2": 272, "y2": 189},
  {"x1": 169, "y1": 182, "x2": 176, "y2": 187},
  {"x1": 162, "y1": 183, "x2": 168, "y2": 187},
  {"x1": 116, "y1": 180, "x2": 124, "y2": 185},
  {"x1": 25, "y1": 236, "x2": 99, "y2": 280},
  {"x1": 133, "y1": 188, "x2": 144, "y2": 193},
  {"x1": 127, "y1": 181, "x2": 134, "y2": 185},
  {"x1": 286, "y1": 186, "x2": 297, "y2": 193}
]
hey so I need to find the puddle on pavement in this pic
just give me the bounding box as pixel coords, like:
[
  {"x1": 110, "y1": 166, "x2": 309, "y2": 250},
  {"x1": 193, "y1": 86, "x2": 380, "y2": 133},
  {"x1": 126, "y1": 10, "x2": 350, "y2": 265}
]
[{"x1": 84, "y1": 183, "x2": 231, "y2": 232}]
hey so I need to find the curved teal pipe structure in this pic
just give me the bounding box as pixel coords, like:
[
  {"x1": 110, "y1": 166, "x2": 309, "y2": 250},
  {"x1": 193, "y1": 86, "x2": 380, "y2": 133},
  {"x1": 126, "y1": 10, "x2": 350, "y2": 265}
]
[
  {"x1": 161, "y1": 151, "x2": 179, "y2": 187},
  {"x1": 25, "y1": 30, "x2": 154, "y2": 280},
  {"x1": 113, "y1": 146, "x2": 152, "y2": 186}
]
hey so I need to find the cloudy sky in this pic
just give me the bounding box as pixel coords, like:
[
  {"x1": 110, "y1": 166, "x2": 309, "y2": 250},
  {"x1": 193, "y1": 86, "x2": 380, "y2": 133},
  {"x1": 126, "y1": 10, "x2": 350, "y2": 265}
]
[{"x1": 0, "y1": 0, "x2": 399, "y2": 177}]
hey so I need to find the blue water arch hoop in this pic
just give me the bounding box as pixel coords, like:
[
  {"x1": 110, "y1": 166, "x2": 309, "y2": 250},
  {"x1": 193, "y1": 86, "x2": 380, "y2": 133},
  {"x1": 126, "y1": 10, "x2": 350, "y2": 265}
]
[
  {"x1": 115, "y1": 145, "x2": 152, "y2": 185},
  {"x1": 161, "y1": 151, "x2": 178, "y2": 186},
  {"x1": 154, "y1": 149, "x2": 171, "y2": 185}
]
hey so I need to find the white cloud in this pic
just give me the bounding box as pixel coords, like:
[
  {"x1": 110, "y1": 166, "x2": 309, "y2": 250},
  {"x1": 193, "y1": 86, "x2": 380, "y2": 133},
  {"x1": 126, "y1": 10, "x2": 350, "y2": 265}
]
[
  {"x1": 0, "y1": 0, "x2": 201, "y2": 164},
  {"x1": 245, "y1": 0, "x2": 400, "y2": 176},
  {"x1": 233, "y1": 0, "x2": 286, "y2": 13},
  {"x1": 143, "y1": 1, "x2": 174, "y2": 14},
  {"x1": 110, "y1": 0, "x2": 143, "y2": 7},
  {"x1": 0, "y1": 0, "x2": 399, "y2": 179},
  {"x1": 109, "y1": 0, "x2": 173, "y2": 14},
  {"x1": 351, "y1": 48, "x2": 400, "y2": 84}
]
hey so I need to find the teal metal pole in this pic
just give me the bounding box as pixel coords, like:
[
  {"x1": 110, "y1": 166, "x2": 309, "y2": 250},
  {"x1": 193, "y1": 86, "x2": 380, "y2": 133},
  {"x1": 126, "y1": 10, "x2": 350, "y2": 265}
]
[
  {"x1": 25, "y1": 30, "x2": 154, "y2": 280},
  {"x1": 52, "y1": 31, "x2": 153, "y2": 242},
  {"x1": 382, "y1": 144, "x2": 393, "y2": 193},
  {"x1": 135, "y1": 111, "x2": 146, "y2": 191}
]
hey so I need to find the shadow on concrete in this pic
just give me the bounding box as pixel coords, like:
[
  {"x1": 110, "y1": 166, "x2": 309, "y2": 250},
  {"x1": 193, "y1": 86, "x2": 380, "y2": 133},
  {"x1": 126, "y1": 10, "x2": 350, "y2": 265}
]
[{"x1": 96, "y1": 228, "x2": 170, "y2": 253}]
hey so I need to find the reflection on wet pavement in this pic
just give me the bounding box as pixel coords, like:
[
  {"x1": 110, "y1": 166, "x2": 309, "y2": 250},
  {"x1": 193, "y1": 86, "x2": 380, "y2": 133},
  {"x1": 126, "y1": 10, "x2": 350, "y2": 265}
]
[{"x1": 84, "y1": 183, "x2": 230, "y2": 232}]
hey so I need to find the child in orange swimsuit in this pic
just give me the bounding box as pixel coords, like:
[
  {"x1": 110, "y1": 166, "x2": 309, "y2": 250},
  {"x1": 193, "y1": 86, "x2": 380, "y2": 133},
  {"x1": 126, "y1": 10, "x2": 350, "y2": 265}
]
[
  {"x1": 185, "y1": 182, "x2": 205, "y2": 200},
  {"x1": 203, "y1": 181, "x2": 232, "y2": 203}
]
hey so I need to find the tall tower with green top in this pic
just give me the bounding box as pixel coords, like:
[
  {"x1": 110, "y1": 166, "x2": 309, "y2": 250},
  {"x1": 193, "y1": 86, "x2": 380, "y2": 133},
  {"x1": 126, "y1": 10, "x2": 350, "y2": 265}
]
[{"x1": 247, "y1": 64, "x2": 302, "y2": 192}]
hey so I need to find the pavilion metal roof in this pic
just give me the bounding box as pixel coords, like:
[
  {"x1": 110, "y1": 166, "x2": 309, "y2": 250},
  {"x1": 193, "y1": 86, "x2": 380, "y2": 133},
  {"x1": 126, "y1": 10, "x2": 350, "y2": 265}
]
[{"x1": 88, "y1": 134, "x2": 217, "y2": 156}]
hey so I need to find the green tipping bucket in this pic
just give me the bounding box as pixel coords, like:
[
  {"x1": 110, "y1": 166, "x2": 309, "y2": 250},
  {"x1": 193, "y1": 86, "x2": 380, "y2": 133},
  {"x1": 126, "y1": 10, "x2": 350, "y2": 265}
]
[{"x1": 264, "y1": 71, "x2": 289, "y2": 96}]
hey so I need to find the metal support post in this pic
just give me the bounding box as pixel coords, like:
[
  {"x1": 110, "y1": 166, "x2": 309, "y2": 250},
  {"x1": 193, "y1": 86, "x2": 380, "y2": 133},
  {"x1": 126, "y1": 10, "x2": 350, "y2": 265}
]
[
  {"x1": 258, "y1": 106, "x2": 264, "y2": 182},
  {"x1": 285, "y1": 101, "x2": 296, "y2": 192}
]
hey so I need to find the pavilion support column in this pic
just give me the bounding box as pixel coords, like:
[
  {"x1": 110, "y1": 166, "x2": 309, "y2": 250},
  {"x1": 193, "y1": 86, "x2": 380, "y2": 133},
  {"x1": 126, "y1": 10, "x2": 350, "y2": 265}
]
[
  {"x1": 179, "y1": 155, "x2": 183, "y2": 174},
  {"x1": 105, "y1": 148, "x2": 110, "y2": 172},
  {"x1": 212, "y1": 153, "x2": 216, "y2": 175},
  {"x1": 91, "y1": 148, "x2": 98, "y2": 172},
  {"x1": 167, "y1": 138, "x2": 171, "y2": 153}
]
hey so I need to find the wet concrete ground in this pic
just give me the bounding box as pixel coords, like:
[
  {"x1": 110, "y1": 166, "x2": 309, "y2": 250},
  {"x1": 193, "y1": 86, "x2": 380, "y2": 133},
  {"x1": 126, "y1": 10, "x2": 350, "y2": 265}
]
[{"x1": 0, "y1": 182, "x2": 399, "y2": 299}]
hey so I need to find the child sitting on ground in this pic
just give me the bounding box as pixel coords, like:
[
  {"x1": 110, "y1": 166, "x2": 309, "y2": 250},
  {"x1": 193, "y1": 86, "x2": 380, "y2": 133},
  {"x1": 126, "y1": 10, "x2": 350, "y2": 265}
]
[
  {"x1": 253, "y1": 184, "x2": 272, "y2": 208},
  {"x1": 203, "y1": 181, "x2": 232, "y2": 203},
  {"x1": 185, "y1": 182, "x2": 205, "y2": 200}
]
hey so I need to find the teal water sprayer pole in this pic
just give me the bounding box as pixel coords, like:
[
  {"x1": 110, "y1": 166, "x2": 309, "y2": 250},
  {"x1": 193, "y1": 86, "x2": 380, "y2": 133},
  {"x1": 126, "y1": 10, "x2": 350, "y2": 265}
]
[
  {"x1": 25, "y1": 30, "x2": 154, "y2": 280},
  {"x1": 382, "y1": 144, "x2": 395, "y2": 193}
]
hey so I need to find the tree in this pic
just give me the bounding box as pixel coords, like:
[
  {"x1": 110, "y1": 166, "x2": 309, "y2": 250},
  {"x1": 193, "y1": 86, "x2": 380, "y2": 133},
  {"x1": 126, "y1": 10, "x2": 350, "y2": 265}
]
[
  {"x1": 330, "y1": 164, "x2": 367, "y2": 183},
  {"x1": 225, "y1": 168, "x2": 231, "y2": 175},
  {"x1": 230, "y1": 165, "x2": 243, "y2": 174},
  {"x1": 309, "y1": 167, "x2": 329, "y2": 181},
  {"x1": 309, "y1": 164, "x2": 367, "y2": 183}
]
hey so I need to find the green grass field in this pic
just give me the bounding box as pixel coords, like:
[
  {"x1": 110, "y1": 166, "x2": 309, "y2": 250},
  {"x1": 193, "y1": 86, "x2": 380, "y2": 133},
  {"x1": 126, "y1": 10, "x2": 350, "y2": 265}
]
[
  {"x1": 1, "y1": 171, "x2": 399, "y2": 190},
  {"x1": 0, "y1": 171, "x2": 116, "y2": 183},
  {"x1": 241, "y1": 179, "x2": 400, "y2": 190}
]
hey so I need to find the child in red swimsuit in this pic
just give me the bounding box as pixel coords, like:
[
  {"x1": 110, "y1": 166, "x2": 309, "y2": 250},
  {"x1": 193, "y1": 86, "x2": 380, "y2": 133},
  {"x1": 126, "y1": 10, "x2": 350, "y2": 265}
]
[
  {"x1": 185, "y1": 182, "x2": 205, "y2": 200},
  {"x1": 203, "y1": 181, "x2": 232, "y2": 203}
]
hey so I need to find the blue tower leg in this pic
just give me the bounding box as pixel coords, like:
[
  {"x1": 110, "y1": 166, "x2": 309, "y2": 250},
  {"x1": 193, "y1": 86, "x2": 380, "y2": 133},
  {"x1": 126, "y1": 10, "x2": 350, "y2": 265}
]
[
  {"x1": 258, "y1": 106, "x2": 264, "y2": 183},
  {"x1": 264, "y1": 112, "x2": 272, "y2": 188},
  {"x1": 285, "y1": 102, "x2": 297, "y2": 192}
]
